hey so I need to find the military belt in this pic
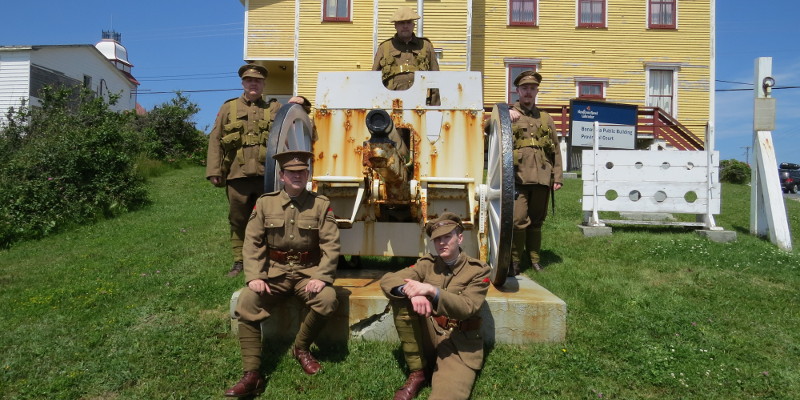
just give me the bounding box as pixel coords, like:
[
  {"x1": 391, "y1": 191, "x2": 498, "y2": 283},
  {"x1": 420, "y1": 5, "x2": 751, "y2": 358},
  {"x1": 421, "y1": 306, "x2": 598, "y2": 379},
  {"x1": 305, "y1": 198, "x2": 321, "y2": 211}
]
[
  {"x1": 397, "y1": 64, "x2": 418, "y2": 74},
  {"x1": 241, "y1": 134, "x2": 261, "y2": 147},
  {"x1": 269, "y1": 249, "x2": 316, "y2": 265},
  {"x1": 514, "y1": 137, "x2": 545, "y2": 149},
  {"x1": 433, "y1": 315, "x2": 482, "y2": 332}
]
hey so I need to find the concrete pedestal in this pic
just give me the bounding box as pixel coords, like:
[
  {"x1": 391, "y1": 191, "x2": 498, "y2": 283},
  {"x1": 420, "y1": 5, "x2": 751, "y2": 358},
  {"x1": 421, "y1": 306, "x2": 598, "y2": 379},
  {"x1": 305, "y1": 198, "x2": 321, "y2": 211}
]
[{"x1": 229, "y1": 270, "x2": 566, "y2": 345}]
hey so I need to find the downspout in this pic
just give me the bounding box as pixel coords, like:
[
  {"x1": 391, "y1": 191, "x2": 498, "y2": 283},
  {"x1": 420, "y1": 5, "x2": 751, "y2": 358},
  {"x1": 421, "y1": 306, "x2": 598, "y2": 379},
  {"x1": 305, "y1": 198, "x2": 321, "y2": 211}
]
[
  {"x1": 294, "y1": 0, "x2": 300, "y2": 96},
  {"x1": 417, "y1": 0, "x2": 424, "y2": 37},
  {"x1": 373, "y1": 0, "x2": 379, "y2": 56},
  {"x1": 466, "y1": 0, "x2": 473, "y2": 71},
  {"x1": 242, "y1": 0, "x2": 250, "y2": 60},
  {"x1": 709, "y1": 0, "x2": 716, "y2": 151}
]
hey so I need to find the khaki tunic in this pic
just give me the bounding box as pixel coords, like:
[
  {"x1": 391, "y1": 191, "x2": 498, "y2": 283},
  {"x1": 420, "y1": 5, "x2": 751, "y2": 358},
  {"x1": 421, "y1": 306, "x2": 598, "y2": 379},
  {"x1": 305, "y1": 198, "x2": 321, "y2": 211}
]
[
  {"x1": 511, "y1": 102, "x2": 563, "y2": 186},
  {"x1": 205, "y1": 95, "x2": 273, "y2": 181},
  {"x1": 243, "y1": 189, "x2": 340, "y2": 284},
  {"x1": 381, "y1": 252, "x2": 490, "y2": 399},
  {"x1": 511, "y1": 102, "x2": 563, "y2": 232},
  {"x1": 236, "y1": 189, "x2": 341, "y2": 321},
  {"x1": 372, "y1": 34, "x2": 439, "y2": 91}
]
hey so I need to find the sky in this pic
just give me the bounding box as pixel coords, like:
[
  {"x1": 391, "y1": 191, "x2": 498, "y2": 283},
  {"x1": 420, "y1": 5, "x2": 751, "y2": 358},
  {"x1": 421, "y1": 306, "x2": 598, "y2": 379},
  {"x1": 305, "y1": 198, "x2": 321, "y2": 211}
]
[{"x1": 1, "y1": 0, "x2": 798, "y2": 165}]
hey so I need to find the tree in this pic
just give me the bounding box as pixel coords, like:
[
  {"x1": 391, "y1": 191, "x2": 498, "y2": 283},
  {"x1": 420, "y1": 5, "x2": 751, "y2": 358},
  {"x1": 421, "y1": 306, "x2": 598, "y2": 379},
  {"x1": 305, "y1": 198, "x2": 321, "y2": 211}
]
[
  {"x1": 719, "y1": 159, "x2": 751, "y2": 184},
  {"x1": 133, "y1": 92, "x2": 205, "y2": 163},
  {"x1": 0, "y1": 86, "x2": 148, "y2": 248}
]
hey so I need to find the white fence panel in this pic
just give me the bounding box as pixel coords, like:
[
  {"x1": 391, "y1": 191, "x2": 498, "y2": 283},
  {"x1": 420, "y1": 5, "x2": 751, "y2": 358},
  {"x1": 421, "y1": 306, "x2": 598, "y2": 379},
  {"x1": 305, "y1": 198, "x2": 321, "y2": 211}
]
[{"x1": 582, "y1": 149, "x2": 721, "y2": 227}]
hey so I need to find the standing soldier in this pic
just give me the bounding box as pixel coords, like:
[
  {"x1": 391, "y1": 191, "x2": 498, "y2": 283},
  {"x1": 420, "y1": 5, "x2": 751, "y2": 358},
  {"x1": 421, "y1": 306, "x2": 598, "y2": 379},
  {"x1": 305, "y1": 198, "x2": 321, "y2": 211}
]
[
  {"x1": 206, "y1": 63, "x2": 274, "y2": 277},
  {"x1": 381, "y1": 212, "x2": 490, "y2": 400},
  {"x1": 373, "y1": 6, "x2": 440, "y2": 106},
  {"x1": 508, "y1": 70, "x2": 563, "y2": 275},
  {"x1": 224, "y1": 151, "x2": 341, "y2": 397}
]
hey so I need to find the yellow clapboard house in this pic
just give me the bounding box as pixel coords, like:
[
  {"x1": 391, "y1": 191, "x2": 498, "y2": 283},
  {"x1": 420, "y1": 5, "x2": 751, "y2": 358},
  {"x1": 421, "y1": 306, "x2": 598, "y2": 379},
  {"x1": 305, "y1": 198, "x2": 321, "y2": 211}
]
[{"x1": 239, "y1": 0, "x2": 711, "y2": 149}]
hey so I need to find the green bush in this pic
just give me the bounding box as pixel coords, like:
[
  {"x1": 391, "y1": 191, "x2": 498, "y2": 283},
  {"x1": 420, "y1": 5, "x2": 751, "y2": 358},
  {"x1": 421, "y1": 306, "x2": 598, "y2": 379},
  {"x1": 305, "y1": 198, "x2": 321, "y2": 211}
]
[
  {"x1": 719, "y1": 158, "x2": 751, "y2": 184},
  {"x1": 0, "y1": 86, "x2": 148, "y2": 248},
  {"x1": 132, "y1": 92, "x2": 206, "y2": 164}
]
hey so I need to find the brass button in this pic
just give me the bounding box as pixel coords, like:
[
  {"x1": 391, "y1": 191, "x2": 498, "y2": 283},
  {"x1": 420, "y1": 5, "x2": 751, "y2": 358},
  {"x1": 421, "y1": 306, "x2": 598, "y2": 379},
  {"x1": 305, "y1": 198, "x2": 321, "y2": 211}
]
[
  {"x1": 289, "y1": 235, "x2": 295, "y2": 239},
  {"x1": 290, "y1": 204, "x2": 295, "y2": 209},
  {"x1": 290, "y1": 219, "x2": 295, "y2": 224}
]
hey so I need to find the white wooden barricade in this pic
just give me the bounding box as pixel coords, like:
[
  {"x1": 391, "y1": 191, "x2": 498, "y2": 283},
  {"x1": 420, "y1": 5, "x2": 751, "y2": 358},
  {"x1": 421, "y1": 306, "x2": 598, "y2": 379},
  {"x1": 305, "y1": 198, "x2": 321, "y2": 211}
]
[{"x1": 582, "y1": 149, "x2": 721, "y2": 229}]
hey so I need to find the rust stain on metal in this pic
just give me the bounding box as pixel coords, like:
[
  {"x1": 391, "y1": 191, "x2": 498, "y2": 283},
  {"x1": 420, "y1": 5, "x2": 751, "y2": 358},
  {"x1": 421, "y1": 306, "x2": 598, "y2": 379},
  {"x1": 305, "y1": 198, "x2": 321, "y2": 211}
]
[
  {"x1": 392, "y1": 98, "x2": 403, "y2": 111},
  {"x1": 318, "y1": 152, "x2": 324, "y2": 160}
]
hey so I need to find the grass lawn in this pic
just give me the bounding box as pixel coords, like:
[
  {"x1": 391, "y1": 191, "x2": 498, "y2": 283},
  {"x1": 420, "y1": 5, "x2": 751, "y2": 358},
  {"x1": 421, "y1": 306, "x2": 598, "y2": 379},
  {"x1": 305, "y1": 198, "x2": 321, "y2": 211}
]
[{"x1": 1, "y1": 166, "x2": 799, "y2": 399}]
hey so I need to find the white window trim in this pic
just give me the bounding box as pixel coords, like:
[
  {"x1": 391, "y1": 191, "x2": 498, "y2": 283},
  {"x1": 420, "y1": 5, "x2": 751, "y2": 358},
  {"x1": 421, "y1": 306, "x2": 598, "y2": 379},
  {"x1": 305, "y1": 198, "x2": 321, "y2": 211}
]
[
  {"x1": 320, "y1": 0, "x2": 352, "y2": 22},
  {"x1": 645, "y1": 64, "x2": 680, "y2": 117},
  {"x1": 574, "y1": 77, "x2": 608, "y2": 99},
  {"x1": 508, "y1": 0, "x2": 540, "y2": 26},
  {"x1": 575, "y1": 0, "x2": 607, "y2": 28},
  {"x1": 504, "y1": 59, "x2": 542, "y2": 103},
  {"x1": 646, "y1": 0, "x2": 679, "y2": 29}
]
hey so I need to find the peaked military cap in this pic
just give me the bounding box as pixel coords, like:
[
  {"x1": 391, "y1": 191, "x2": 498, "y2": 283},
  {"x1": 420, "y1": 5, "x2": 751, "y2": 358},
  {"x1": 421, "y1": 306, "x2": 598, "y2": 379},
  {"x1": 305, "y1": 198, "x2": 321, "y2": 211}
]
[
  {"x1": 426, "y1": 212, "x2": 465, "y2": 239},
  {"x1": 514, "y1": 70, "x2": 543, "y2": 87},
  {"x1": 273, "y1": 150, "x2": 313, "y2": 171},
  {"x1": 238, "y1": 63, "x2": 268, "y2": 80},
  {"x1": 390, "y1": 6, "x2": 421, "y2": 22}
]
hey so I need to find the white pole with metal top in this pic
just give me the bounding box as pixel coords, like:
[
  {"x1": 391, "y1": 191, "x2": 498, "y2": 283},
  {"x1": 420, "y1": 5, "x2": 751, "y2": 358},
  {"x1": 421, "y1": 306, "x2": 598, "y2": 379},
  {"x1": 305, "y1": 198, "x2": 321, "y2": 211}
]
[{"x1": 749, "y1": 57, "x2": 791, "y2": 250}]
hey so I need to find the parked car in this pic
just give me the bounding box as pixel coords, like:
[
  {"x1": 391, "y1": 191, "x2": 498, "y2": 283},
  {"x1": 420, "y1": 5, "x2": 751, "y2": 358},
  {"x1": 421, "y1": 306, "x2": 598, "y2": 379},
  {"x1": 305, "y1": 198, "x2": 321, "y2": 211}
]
[{"x1": 779, "y1": 162, "x2": 800, "y2": 193}]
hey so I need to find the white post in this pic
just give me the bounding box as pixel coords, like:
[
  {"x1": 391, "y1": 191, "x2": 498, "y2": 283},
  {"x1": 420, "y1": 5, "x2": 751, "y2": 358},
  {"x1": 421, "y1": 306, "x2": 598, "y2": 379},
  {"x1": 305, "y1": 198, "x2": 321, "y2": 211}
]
[
  {"x1": 589, "y1": 121, "x2": 604, "y2": 226},
  {"x1": 701, "y1": 123, "x2": 720, "y2": 230},
  {"x1": 749, "y1": 57, "x2": 792, "y2": 250}
]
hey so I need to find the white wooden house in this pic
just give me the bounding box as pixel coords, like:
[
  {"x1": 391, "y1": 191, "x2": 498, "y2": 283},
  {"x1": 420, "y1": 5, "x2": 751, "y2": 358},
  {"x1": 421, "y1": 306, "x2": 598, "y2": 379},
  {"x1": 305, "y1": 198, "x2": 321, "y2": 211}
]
[{"x1": 0, "y1": 38, "x2": 138, "y2": 126}]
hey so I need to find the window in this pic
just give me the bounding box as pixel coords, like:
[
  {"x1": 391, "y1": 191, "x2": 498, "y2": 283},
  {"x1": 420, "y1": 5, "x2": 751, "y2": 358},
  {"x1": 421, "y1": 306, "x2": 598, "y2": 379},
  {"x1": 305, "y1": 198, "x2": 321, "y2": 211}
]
[
  {"x1": 507, "y1": 63, "x2": 538, "y2": 103},
  {"x1": 578, "y1": 81, "x2": 604, "y2": 99},
  {"x1": 83, "y1": 75, "x2": 92, "y2": 89},
  {"x1": 323, "y1": 0, "x2": 350, "y2": 22},
  {"x1": 510, "y1": 0, "x2": 537, "y2": 26},
  {"x1": 578, "y1": 0, "x2": 606, "y2": 28},
  {"x1": 647, "y1": 69, "x2": 675, "y2": 115},
  {"x1": 649, "y1": 0, "x2": 676, "y2": 29}
]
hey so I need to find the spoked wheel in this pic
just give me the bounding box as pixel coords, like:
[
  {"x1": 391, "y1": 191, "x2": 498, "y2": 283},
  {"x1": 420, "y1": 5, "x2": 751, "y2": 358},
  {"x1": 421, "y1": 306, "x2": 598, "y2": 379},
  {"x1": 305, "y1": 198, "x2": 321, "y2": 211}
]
[
  {"x1": 264, "y1": 103, "x2": 314, "y2": 193},
  {"x1": 483, "y1": 103, "x2": 515, "y2": 287}
]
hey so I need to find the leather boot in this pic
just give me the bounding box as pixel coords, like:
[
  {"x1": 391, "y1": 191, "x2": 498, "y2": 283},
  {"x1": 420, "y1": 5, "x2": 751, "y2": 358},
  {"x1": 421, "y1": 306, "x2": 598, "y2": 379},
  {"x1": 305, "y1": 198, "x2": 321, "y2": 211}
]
[
  {"x1": 227, "y1": 261, "x2": 243, "y2": 277},
  {"x1": 393, "y1": 369, "x2": 428, "y2": 400},
  {"x1": 224, "y1": 370, "x2": 265, "y2": 397},
  {"x1": 526, "y1": 227, "x2": 543, "y2": 271},
  {"x1": 292, "y1": 346, "x2": 321, "y2": 375},
  {"x1": 510, "y1": 230, "x2": 525, "y2": 276}
]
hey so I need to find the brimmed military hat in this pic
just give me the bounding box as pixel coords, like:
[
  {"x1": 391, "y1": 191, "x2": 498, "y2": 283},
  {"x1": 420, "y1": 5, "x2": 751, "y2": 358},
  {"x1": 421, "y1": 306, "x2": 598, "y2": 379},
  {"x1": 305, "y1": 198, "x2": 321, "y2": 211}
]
[
  {"x1": 273, "y1": 150, "x2": 313, "y2": 171},
  {"x1": 514, "y1": 70, "x2": 542, "y2": 87},
  {"x1": 425, "y1": 212, "x2": 465, "y2": 240},
  {"x1": 390, "y1": 6, "x2": 421, "y2": 22},
  {"x1": 238, "y1": 63, "x2": 268, "y2": 80}
]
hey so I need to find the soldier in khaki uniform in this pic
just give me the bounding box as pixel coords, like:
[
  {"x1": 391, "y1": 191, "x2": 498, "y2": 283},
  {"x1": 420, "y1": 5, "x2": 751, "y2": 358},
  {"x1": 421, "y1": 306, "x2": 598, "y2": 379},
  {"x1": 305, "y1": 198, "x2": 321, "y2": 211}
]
[
  {"x1": 508, "y1": 71, "x2": 563, "y2": 275},
  {"x1": 224, "y1": 151, "x2": 341, "y2": 398},
  {"x1": 381, "y1": 213, "x2": 490, "y2": 400},
  {"x1": 373, "y1": 6, "x2": 440, "y2": 106},
  {"x1": 206, "y1": 63, "x2": 276, "y2": 277}
]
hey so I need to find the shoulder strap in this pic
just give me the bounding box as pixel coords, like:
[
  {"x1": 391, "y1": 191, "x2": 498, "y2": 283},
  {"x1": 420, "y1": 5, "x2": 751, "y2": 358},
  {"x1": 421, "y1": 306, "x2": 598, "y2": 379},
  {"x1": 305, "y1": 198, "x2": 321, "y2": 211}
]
[{"x1": 228, "y1": 100, "x2": 237, "y2": 122}]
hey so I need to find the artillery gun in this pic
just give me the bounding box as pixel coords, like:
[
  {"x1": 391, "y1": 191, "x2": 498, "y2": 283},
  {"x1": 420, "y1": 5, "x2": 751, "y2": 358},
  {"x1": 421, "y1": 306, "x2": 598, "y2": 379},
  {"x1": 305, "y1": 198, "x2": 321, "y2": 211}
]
[{"x1": 264, "y1": 71, "x2": 516, "y2": 286}]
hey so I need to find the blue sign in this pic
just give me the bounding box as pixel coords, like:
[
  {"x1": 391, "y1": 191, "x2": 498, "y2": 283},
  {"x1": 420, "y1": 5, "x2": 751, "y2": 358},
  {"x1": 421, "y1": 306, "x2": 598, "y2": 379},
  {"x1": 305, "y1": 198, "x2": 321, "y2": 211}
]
[{"x1": 570, "y1": 100, "x2": 638, "y2": 149}]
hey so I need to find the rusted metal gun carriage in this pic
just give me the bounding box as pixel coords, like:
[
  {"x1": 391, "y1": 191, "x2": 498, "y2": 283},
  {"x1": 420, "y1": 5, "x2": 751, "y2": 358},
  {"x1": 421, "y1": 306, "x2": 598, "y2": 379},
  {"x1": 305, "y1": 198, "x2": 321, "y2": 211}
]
[{"x1": 265, "y1": 71, "x2": 516, "y2": 286}]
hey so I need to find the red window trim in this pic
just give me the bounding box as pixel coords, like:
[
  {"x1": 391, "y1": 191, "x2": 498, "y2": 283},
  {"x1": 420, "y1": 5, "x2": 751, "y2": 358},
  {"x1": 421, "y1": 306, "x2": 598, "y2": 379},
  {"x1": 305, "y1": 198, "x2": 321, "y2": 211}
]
[
  {"x1": 578, "y1": 82, "x2": 604, "y2": 99},
  {"x1": 323, "y1": 0, "x2": 351, "y2": 22},
  {"x1": 509, "y1": 0, "x2": 538, "y2": 27},
  {"x1": 648, "y1": 0, "x2": 676, "y2": 29},
  {"x1": 578, "y1": 0, "x2": 606, "y2": 28}
]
